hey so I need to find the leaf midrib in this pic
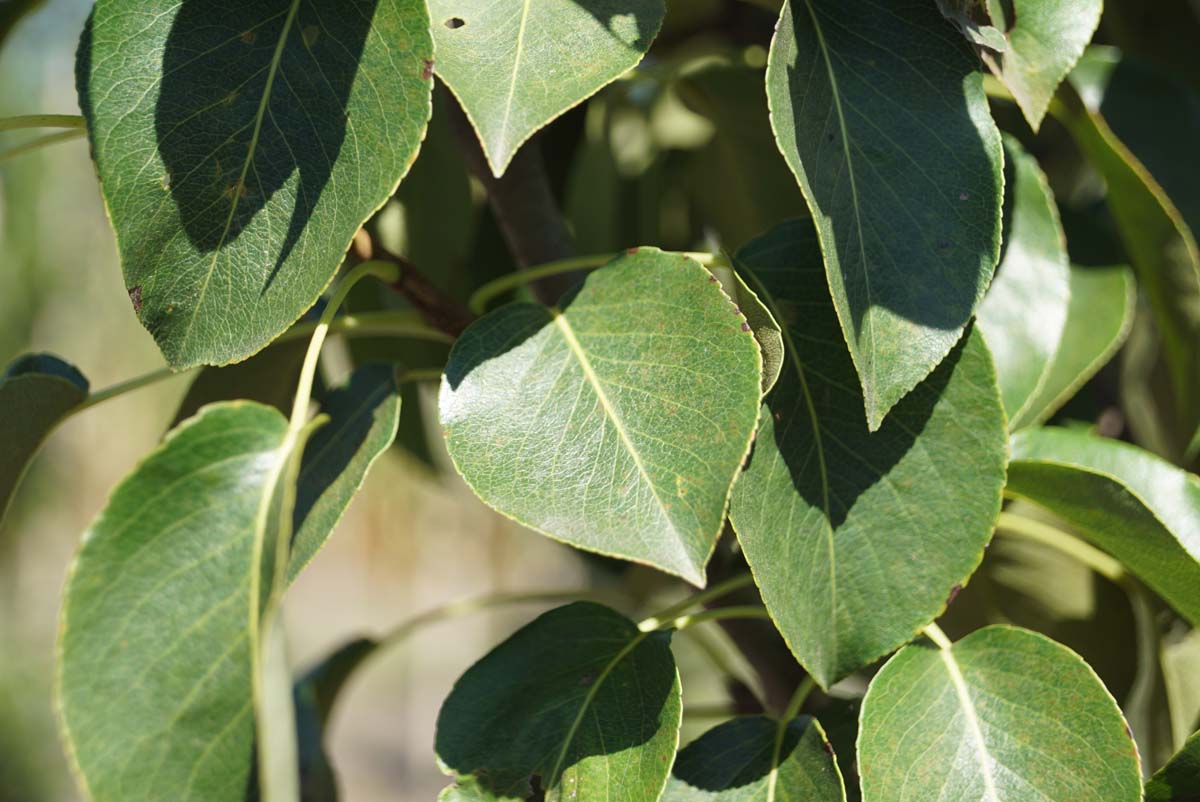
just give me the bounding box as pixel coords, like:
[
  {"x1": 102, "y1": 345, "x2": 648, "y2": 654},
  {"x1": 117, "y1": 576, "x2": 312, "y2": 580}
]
[
  {"x1": 496, "y1": 0, "x2": 532, "y2": 167},
  {"x1": 935, "y1": 642, "x2": 1001, "y2": 801}
]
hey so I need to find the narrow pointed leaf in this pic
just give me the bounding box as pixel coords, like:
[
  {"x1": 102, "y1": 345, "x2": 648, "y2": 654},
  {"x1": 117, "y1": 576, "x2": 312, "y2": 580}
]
[
  {"x1": 858, "y1": 626, "x2": 1142, "y2": 802},
  {"x1": 980, "y1": 0, "x2": 1103, "y2": 130},
  {"x1": 766, "y1": 0, "x2": 1003, "y2": 428},
  {"x1": 0, "y1": 353, "x2": 89, "y2": 526},
  {"x1": 430, "y1": 0, "x2": 666, "y2": 177},
  {"x1": 662, "y1": 715, "x2": 845, "y2": 802},
  {"x1": 1147, "y1": 730, "x2": 1200, "y2": 802},
  {"x1": 439, "y1": 249, "x2": 762, "y2": 586},
  {"x1": 729, "y1": 221, "x2": 1007, "y2": 687},
  {"x1": 77, "y1": 0, "x2": 434, "y2": 368},
  {"x1": 976, "y1": 136, "x2": 1070, "y2": 429},
  {"x1": 435, "y1": 602, "x2": 681, "y2": 802},
  {"x1": 1008, "y1": 427, "x2": 1200, "y2": 625}
]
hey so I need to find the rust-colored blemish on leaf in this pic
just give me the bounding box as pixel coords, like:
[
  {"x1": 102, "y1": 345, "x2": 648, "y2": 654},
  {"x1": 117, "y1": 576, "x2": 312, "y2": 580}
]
[
  {"x1": 240, "y1": 30, "x2": 256, "y2": 45},
  {"x1": 421, "y1": 59, "x2": 435, "y2": 80},
  {"x1": 127, "y1": 285, "x2": 143, "y2": 313}
]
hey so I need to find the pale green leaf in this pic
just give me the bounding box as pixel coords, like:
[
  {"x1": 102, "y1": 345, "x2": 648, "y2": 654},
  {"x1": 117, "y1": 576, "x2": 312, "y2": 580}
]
[
  {"x1": 77, "y1": 0, "x2": 434, "y2": 368},
  {"x1": 1008, "y1": 427, "x2": 1200, "y2": 625},
  {"x1": 662, "y1": 715, "x2": 846, "y2": 802},
  {"x1": 1161, "y1": 628, "x2": 1200, "y2": 753},
  {"x1": 766, "y1": 0, "x2": 1003, "y2": 429},
  {"x1": 430, "y1": 0, "x2": 666, "y2": 177},
  {"x1": 439, "y1": 248, "x2": 762, "y2": 586},
  {"x1": 709, "y1": 263, "x2": 784, "y2": 395},
  {"x1": 1147, "y1": 730, "x2": 1200, "y2": 802},
  {"x1": 0, "y1": 353, "x2": 89, "y2": 526},
  {"x1": 435, "y1": 602, "x2": 681, "y2": 802},
  {"x1": 858, "y1": 626, "x2": 1141, "y2": 802},
  {"x1": 728, "y1": 220, "x2": 1007, "y2": 687},
  {"x1": 976, "y1": 135, "x2": 1070, "y2": 429}
]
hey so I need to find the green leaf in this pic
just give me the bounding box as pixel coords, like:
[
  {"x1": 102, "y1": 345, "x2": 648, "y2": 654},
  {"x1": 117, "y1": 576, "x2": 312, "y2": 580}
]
[
  {"x1": 435, "y1": 602, "x2": 681, "y2": 802},
  {"x1": 934, "y1": 0, "x2": 1008, "y2": 52},
  {"x1": 439, "y1": 248, "x2": 762, "y2": 586},
  {"x1": 430, "y1": 0, "x2": 666, "y2": 177},
  {"x1": 1147, "y1": 730, "x2": 1200, "y2": 802},
  {"x1": 1008, "y1": 427, "x2": 1200, "y2": 625},
  {"x1": 1162, "y1": 628, "x2": 1200, "y2": 755},
  {"x1": 77, "y1": 0, "x2": 434, "y2": 368},
  {"x1": 976, "y1": 135, "x2": 1070, "y2": 429},
  {"x1": 980, "y1": 0, "x2": 1103, "y2": 130},
  {"x1": 709, "y1": 264, "x2": 784, "y2": 395},
  {"x1": 0, "y1": 353, "x2": 89, "y2": 526},
  {"x1": 729, "y1": 220, "x2": 1007, "y2": 687},
  {"x1": 662, "y1": 715, "x2": 845, "y2": 802},
  {"x1": 858, "y1": 626, "x2": 1142, "y2": 802},
  {"x1": 59, "y1": 367, "x2": 398, "y2": 802},
  {"x1": 172, "y1": 336, "x2": 314, "y2": 427},
  {"x1": 1020, "y1": 264, "x2": 1136, "y2": 428},
  {"x1": 765, "y1": 0, "x2": 1003, "y2": 429}
]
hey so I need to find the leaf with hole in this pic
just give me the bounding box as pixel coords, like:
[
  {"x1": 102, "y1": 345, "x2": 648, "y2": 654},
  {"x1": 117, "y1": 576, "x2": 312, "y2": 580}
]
[
  {"x1": 728, "y1": 220, "x2": 1007, "y2": 687},
  {"x1": 1007, "y1": 426, "x2": 1200, "y2": 625},
  {"x1": 0, "y1": 353, "x2": 88, "y2": 526},
  {"x1": 430, "y1": 0, "x2": 666, "y2": 177},
  {"x1": 766, "y1": 0, "x2": 1003, "y2": 429},
  {"x1": 439, "y1": 248, "x2": 762, "y2": 586},
  {"x1": 661, "y1": 715, "x2": 845, "y2": 802},
  {"x1": 858, "y1": 625, "x2": 1141, "y2": 802},
  {"x1": 77, "y1": 0, "x2": 434, "y2": 368},
  {"x1": 435, "y1": 602, "x2": 681, "y2": 802}
]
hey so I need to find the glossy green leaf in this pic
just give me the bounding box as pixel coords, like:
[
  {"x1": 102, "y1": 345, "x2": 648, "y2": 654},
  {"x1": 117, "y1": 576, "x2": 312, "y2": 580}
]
[
  {"x1": 1061, "y1": 48, "x2": 1200, "y2": 458},
  {"x1": 980, "y1": 0, "x2": 1103, "y2": 130},
  {"x1": 1008, "y1": 427, "x2": 1200, "y2": 625},
  {"x1": 976, "y1": 135, "x2": 1070, "y2": 429},
  {"x1": 858, "y1": 626, "x2": 1142, "y2": 802},
  {"x1": 662, "y1": 715, "x2": 845, "y2": 802},
  {"x1": 59, "y1": 367, "x2": 398, "y2": 802},
  {"x1": 709, "y1": 264, "x2": 784, "y2": 395},
  {"x1": 439, "y1": 248, "x2": 762, "y2": 586},
  {"x1": 1147, "y1": 730, "x2": 1200, "y2": 802},
  {"x1": 0, "y1": 353, "x2": 88, "y2": 526},
  {"x1": 435, "y1": 602, "x2": 681, "y2": 802},
  {"x1": 430, "y1": 0, "x2": 666, "y2": 177},
  {"x1": 77, "y1": 0, "x2": 434, "y2": 368},
  {"x1": 766, "y1": 0, "x2": 1003, "y2": 429},
  {"x1": 1021, "y1": 264, "x2": 1135, "y2": 427},
  {"x1": 729, "y1": 220, "x2": 1007, "y2": 687}
]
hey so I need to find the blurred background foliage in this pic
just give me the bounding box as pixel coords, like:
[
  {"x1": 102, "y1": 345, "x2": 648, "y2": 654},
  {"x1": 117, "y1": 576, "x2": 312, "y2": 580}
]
[{"x1": 2, "y1": 0, "x2": 1199, "y2": 799}]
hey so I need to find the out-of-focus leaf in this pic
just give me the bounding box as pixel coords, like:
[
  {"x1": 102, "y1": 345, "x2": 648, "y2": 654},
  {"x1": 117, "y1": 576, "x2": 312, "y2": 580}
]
[
  {"x1": 766, "y1": 0, "x2": 1002, "y2": 429},
  {"x1": 429, "y1": 0, "x2": 666, "y2": 177},
  {"x1": 0, "y1": 353, "x2": 88, "y2": 526},
  {"x1": 435, "y1": 602, "x2": 681, "y2": 802},
  {"x1": 172, "y1": 337, "x2": 312, "y2": 427},
  {"x1": 976, "y1": 136, "x2": 1070, "y2": 429},
  {"x1": 1008, "y1": 427, "x2": 1200, "y2": 625},
  {"x1": 77, "y1": 0, "x2": 434, "y2": 368},
  {"x1": 1161, "y1": 628, "x2": 1200, "y2": 752},
  {"x1": 0, "y1": 0, "x2": 44, "y2": 49},
  {"x1": 661, "y1": 715, "x2": 845, "y2": 802},
  {"x1": 1146, "y1": 730, "x2": 1200, "y2": 802},
  {"x1": 858, "y1": 626, "x2": 1141, "y2": 802},
  {"x1": 440, "y1": 249, "x2": 762, "y2": 586},
  {"x1": 729, "y1": 220, "x2": 1007, "y2": 687}
]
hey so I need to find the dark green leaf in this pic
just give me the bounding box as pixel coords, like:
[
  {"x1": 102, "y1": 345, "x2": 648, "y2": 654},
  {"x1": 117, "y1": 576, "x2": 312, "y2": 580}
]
[
  {"x1": 440, "y1": 248, "x2": 762, "y2": 585},
  {"x1": 0, "y1": 353, "x2": 88, "y2": 526},
  {"x1": 729, "y1": 220, "x2": 1007, "y2": 687},
  {"x1": 77, "y1": 0, "x2": 434, "y2": 368},
  {"x1": 430, "y1": 0, "x2": 666, "y2": 177},
  {"x1": 435, "y1": 602, "x2": 681, "y2": 802},
  {"x1": 765, "y1": 0, "x2": 1003, "y2": 429},
  {"x1": 172, "y1": 337, "x2": 313, "y2": 427},
  {"x1": 858, "y1": 626, "x2": 1142, "y2": 802},
  {"x1": 662, "y1": 715, "x2": 845, "y2": 802},
  {"x1": 976, "y1": 135, "x2": 1070, "y2": 429},
  {"x1": 1147, "y1": 730, "x2": 1200, "y2": 802},
  {"x1": 1008, "y1": 427, "x2": 1200, "y2": 625}
]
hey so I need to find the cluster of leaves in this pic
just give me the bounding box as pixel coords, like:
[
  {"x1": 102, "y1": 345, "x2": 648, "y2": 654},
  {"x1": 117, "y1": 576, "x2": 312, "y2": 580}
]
[{"x1": 1, "y1": 0, "x2": 1199, "y2": 800}]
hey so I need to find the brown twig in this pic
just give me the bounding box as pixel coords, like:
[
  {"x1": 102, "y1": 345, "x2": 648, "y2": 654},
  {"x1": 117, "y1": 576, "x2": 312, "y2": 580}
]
[{"x1": 369, "y1": 244, "x2": 475, "y2": 338}]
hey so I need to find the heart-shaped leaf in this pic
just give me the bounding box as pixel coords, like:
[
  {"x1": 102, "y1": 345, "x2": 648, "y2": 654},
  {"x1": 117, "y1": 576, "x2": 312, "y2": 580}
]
[
  {"x1": 729, "y1": 220, "x2": 1007, "y2": 687},
  {"x1": 976, "y1": 135, "x2": 1070, "y2": 429},
  {"x1": 77, "y1": 0, "x2": 434, "y2": 368},
  {"x1": 430, "y1": 0, "x2": 666, "y2": 177},
  {"x1": 439, "y1": 248, "x2": 763, "y2": 586},
  {"x1": 766, "y1": 0, "x2": 1003, "y2": 429},
  {"x1": 435, "y1": 602, "x2": 681, "y2": 802},
  {"x1": 0, "y1": 353, "x2": 88, "y2": 526},
  {"x1": 858, "y1": 626, "x2": 1142, "y2": 802},
  {"x1": 1007, "y1": 427, "x2": 1200, "y2": 625},
  {"x1": 1147, "y1": 730, "x2": 1200, "y2": 802},
  {"x1": 662, "y1": 715, "x2": 845, "y2": 802},
  {"x1": 58, "y1": 366, "x2": 399, "y2": 802}
]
